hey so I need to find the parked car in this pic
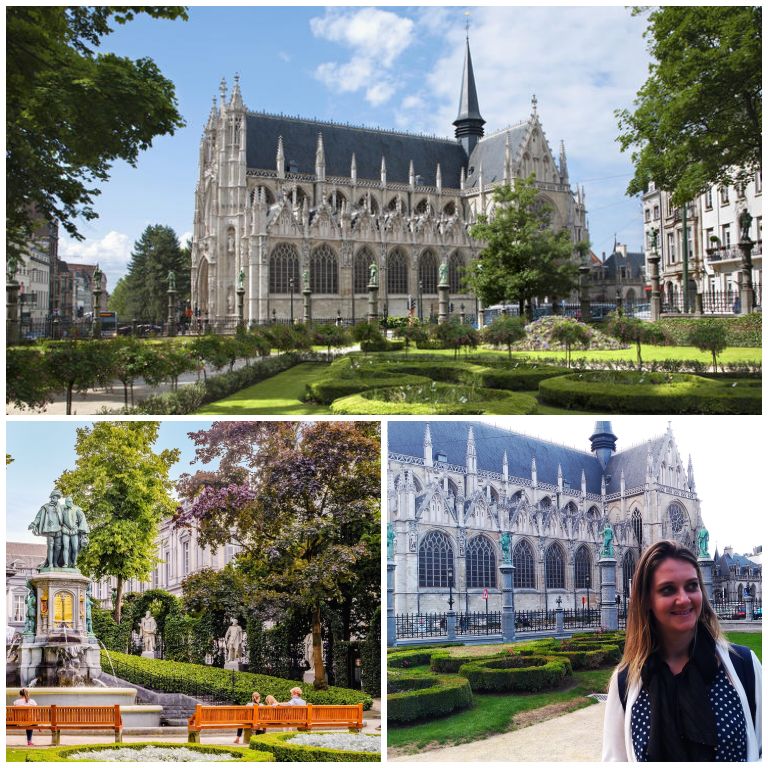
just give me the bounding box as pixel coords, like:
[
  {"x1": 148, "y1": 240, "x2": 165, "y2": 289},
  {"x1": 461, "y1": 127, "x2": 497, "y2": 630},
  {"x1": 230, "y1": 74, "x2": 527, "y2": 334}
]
[
  {"x1": 732, "y1": 604, "x2": 747, "y2": 620},
  {"x1": 630, "y1": 303, "x2": 651, "y2": 320},
  {"x1": 753, "y1": 606, "x2": 762, "y2": 620}
]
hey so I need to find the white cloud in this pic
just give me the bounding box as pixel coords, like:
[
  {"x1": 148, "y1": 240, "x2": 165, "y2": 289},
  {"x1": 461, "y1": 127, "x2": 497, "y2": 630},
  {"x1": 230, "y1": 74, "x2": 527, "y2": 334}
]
[
  {"x1": 58, "y1": 230, "x2": 133, "y2": 290},
  {"x1": 310, "y1": 8, "x2": 414, "y2": 105}
]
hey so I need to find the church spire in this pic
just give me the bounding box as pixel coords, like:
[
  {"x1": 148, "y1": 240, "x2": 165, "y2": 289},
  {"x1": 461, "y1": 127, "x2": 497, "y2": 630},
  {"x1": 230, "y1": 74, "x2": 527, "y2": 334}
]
[{"x1": 453, "y1": 33, "x2": 485, "y2": 156}]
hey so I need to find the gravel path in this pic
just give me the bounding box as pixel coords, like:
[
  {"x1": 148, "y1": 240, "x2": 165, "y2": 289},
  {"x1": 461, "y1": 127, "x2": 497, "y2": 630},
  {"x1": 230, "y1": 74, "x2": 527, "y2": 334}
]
[{"x1": 388, "y1": 700, "x2": 605, "y2": 762}]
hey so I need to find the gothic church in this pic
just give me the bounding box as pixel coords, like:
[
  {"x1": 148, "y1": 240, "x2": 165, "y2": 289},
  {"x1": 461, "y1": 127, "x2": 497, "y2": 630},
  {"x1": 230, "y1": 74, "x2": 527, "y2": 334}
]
[
  {"x1": 190, "y1": 36, "x2": 588, "y2": 324},
  {"x1": 388, "y1": 421, "x2": 704, "y2": 614}
]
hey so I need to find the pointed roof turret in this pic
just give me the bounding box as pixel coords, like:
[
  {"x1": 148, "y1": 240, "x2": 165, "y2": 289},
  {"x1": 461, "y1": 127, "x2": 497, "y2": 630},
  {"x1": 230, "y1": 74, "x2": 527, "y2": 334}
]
[
  {"x1": 315, "y1": 133, "x2": 326, "y2": 180},
  {"x1": 453, "y1": 33, "x2": 485, "y2": 155},
  {"x1": 350, "y1": 153, "x2": 357, "y2": 183},
  {"x1": 687, "y1": 455, "x2": 696, "y2": 493},
  {"x1": 276, "y1": 135, "x2": 285, "y2": 178},
  {"x1": 559, "y1": 140, "x2": 569, "y2": 184},
  {"x1": 230, "y1": 73, "x2": 243, "y2": 109},
  {"x1": 380, "y1": 156, "x2": 387, "y2": 186}
]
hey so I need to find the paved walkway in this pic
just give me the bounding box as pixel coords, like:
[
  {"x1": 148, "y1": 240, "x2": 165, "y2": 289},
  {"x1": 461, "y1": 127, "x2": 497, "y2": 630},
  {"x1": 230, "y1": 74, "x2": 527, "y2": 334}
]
[{"x1": 389, "y1": 700, "x2": 605, "y2": 762}]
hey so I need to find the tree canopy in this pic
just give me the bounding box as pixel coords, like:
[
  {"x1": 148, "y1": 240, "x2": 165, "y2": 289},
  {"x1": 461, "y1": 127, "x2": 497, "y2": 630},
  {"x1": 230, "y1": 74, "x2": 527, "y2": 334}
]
[
  {"x1": 175, "y1": 421, "x2": 380, "y2": 689},
  {"x1": 616, "y1": 6, "x2": 762, "y2": 205},
  {"x1": 121, "y1": 225, "x2": 190, "y2": 321},
  {"x1": 6, "y1": 7, "x2": 187, "y2": 276},
  {"x1": 56, "y1": 421, "x2": 180, "y2": 621},
  {"x1": 467, "y1": 176, "x2": 580, "y2": 319}
]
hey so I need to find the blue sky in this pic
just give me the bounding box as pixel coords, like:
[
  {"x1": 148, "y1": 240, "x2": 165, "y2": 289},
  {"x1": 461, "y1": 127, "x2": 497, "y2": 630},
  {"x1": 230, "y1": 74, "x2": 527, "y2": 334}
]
[
  {"x1": 6, "y1": 416, "x2": 761, "y2": 556},
  {"x1": 56, "y1": 5, "x2": 654, "y2": 291}
]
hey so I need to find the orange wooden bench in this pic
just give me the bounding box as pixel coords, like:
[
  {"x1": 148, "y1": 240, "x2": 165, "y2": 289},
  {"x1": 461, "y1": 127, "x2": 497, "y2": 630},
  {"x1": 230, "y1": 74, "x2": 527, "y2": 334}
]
[
  {"x1": 187, "y1": 703, "x2": 364, "y2": 743},
  {"x1": 7, "y1": 704, "x2": 123, "y2": 745}
]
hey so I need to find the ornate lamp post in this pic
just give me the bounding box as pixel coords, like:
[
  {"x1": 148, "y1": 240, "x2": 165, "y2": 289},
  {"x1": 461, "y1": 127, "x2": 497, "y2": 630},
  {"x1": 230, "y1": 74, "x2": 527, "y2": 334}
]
[
  {"x1": 447, "y1": 565, "x2": 454, "y2": 611},
  {"x1": 418, "y1": 279, "x2": 424, "y2": 322},
  {"x1": 91, "y1": 265, "x2": 103, "y2": 338}
]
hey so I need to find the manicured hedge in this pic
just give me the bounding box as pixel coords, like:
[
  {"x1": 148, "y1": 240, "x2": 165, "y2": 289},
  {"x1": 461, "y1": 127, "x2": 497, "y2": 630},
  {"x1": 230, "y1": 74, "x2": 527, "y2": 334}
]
[
  {"x1": 476, "y1": 364, "x2": 570, "y2": 390},
  {"x1": 24, "y1": 742, "x2": 273, "y2": 762},
  {"x1": 388, "y1": 670, "x2": 473, "y2": 723},
  {"x1": 387, "y1": 649, "x2": 434, "y2": 668},
  {"x1": 248, "y1": 732, "x2": 380, "y2": 762},
  {"x1": 429, "y1": 649, "x2": 508, "y2": 674},
  {"x1": 538, "y1": 371, "x2": 761, "y2": 414},
  {"x1": 458, "y1": 654, "x2": 571, "y2": 692},
  {"x1": 102, "y1": 650, "x2": 371, "y2": 708}
]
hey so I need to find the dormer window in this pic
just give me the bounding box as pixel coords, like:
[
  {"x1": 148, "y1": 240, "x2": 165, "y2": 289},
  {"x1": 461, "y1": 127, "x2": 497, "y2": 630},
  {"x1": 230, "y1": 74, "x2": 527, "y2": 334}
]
[{"x1": 435, "y1": 451, "x2": 447, "y2": 463}]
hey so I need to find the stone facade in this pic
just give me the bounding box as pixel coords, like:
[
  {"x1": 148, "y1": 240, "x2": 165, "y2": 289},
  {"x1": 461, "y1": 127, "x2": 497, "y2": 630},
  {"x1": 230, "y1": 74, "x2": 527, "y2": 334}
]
[
  {"x1": 191, "y1": 40, "x2": 588, "y2": 325},
  {"x1": 388, "y1": 421, "x2": 704, "y2": 615},
  {"x1": 713, "y1": 546, "x2": 762, "y2": 602}
]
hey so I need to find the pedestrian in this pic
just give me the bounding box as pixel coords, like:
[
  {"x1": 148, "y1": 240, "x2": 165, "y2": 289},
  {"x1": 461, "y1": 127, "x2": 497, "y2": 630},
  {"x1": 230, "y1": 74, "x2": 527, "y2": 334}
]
[
  {"x1": 234, "y1": 691, "x2": 260, "y2": 744},
  {"x1": 285, "y1": 686, "x2": 307, "y2": 706},
  {"x1": 602, "y1": 540, "x2": 762, "y2": 761},
  {"x1": 13, "y1": 688, "x2": 38, "y2": 746}
]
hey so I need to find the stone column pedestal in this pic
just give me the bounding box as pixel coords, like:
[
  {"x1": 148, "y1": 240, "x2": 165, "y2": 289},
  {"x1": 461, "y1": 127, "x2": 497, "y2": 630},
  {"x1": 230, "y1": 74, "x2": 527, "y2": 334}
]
[
  {"x1": 648, "y1": 254, "x2": 661, "y2": 321},
  {"x1": 739, "y1": 238, "x2": 754, "y2": 314},
  {"x1": 599, "y1": 556, "x2": 618, "y2": 631},
  {"x1": 92, "y1": 290, "x2": 102, "y2": 338},
  {"x1": 698, "y1": 557, "x2": 714, "y2": 602},
  {"x1": 236, "y1": 287, "x2": 245, "y2": 329},
  {"x1": 303, "y1": 289, "x2": 311, "y2": 325},
  {"x1": 141, "y1": 650, "x2": 157, "y2": 659},
  {"x1": 446, "y1": 610, "x2": 456, "y2": 641},
  {"x1": 499, "y1": 563, "x2": 516, "y2": 642},
  {"x1": 367, "y1": 284, "x2": 379, "y2": 324},
  {"x1": 387, "y1": 561, "x2": 396, "y2": 646},
  {"x1": 745, "y1": 593, "x2": 755, "y2": 623},
  {"x1": 167, "y1": 289, "x2": 178, "y2": 337},
  {"x1": 555, "y1": 606, "x2": 567, "y2": 638},
  {"x1": 477, "y1": 301, "x2": 485, "y2": 329},
  {"x1": 438, "y1": 284, "x2": 450, "y2": 324}
]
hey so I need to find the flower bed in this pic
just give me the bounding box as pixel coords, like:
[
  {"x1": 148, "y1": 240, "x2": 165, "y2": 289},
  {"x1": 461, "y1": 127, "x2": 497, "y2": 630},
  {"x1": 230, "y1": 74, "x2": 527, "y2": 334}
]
[
  {"x1": 24, "y1": 742, "x2": 272, "y2": 762},
  {"x1": 458, "y1": 654, "x2": 571, "y2": 692},
  {"x1": 248, "y1": 731, "x2": 380, "y2": 761},
  {"x1": 514, "y1": 316, "x2": 626, "y2": 351}
]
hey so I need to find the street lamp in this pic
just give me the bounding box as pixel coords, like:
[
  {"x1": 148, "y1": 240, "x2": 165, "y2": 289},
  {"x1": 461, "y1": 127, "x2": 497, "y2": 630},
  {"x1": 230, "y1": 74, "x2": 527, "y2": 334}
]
[
  {"x1": 418, "y1": 279, "x2": 424, "y2": 322},
  {"x1": 289, "y1": 276, "x2": 295, "y2": 324},
  {"x1": 447, "y1": 564, "x2": 454, "y2": 611}
]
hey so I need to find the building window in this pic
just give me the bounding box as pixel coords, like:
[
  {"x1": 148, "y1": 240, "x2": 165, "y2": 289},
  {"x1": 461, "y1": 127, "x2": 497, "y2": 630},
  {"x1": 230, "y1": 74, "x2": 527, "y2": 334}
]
[
  {"x1": 644, "y1": 208, "x2": 651, "y2": 223},
  {"x1": 631, "y1": 509, "x2": 643, "y2": 546},
  {"x1": 268, "y1": 243, "x2": 300, "y2": 294},
  {"x1": 756, "y1": 171, "x2": 762, "y2": 194},
  {"x1": 418, "y1": 530, "x2": 454, "y2": 588},
  {"x1": 14, "y1": 593, "x2": 25, "y2": 622},
  {"x1": 182, "y1": 539, "x2": 190, "y2": 577},
  {"x1": 225, "y1": 544, "x2": 239, "y2": 564},
  {"x1": 164, "y1": 550, "x2": 171, "y2": 585},
  {"x1": 310, "y1": 244, "x2": 338, "y2": 294},
  {"x1": 737, "y1": 182, "x2": 746, "y2": 200},
  {"x1": 448, "y1": 251, "x2": 464, "y2": 294},
  {"x1": 418, "y1": 250, "x2": 438, "y2": 295},
  {"x1": 513, "y1": 540, "x2": 536, "y2": 589},
  {"x1": 622, "y1": 551, "x2": 636, "y2": 597},
  {"x1": 353, "y1": 247, "x2": 376, "y2": 294},
  {"x1": 545, "y1": 544, "x2": 565, "y2": 589},
  {"x1": 387, "y1": 249, "x2": 408, "y2": 295},
  {"x1": 722, "y1": 224, "x2": 731, "y2": 249},
  {"x1": 466, "y1": 535, "x2": 497, "y2": 588},
  {"x1": 667, "y1": 233, "x2": 676, "y2": 263},
  {"x1": 720, "y1": 186, "x2": 730, "y2": 204},
  {"x1": 574, "y1": 546, "x2": 592, "y2": 590},
  {"x1": 668, "y1": 502, "x2": 686, "y2": 533},
  {"x1": 704, "y1": 187, "x2": 713, "y2": 209}
]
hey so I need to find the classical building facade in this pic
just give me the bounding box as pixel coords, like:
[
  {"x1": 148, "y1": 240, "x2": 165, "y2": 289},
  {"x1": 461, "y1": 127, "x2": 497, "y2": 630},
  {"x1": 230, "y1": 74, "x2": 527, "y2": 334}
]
[
  {"x1": 388, "y1": 421, "x2": 704, "y2": 615},
  {"x1": 191, "y1": 38, "x2": 588, "y2": 325},
  {"x1": 641, "y1": 172, "x2": 762, "y2": 313},
  {"x1": 713, "y1": 546, "x2": 762, "y2": 603},
  {"x1": 16, "y1": 216, "x2": 58, "y2": 324},
  {"x1": 587, "y1": 243, "x2": 646, "y2": 308}
]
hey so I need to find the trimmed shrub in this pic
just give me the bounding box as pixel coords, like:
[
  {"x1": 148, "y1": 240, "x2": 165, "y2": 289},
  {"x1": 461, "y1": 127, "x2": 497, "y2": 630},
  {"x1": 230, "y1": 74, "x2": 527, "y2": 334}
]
[
  {"x1": 429, "y1": 649, "x2": 507, "y2": 674},
  {"x1": 248, "y1": 732, "x2": 379, "y2": 762},
  {"x1": 24, "y1": 742, "x2": 273, "y2": 762},
  {"x1": 102, "y1": 650, "x2": 371, "y2": 708},
  {"x1": 388, "y1": 671, "x2": 473, "y2": 722},
  {"x1": 458, "y1": 654, "x2": 571, "y2": 692},
  {"x1": 387, "y1": 649, "x2": 434, "y2": 668},
  {"x1": 477, "y1": 364, "x2": 569, "y2": 391},
  {"x1": 538, "y1": 371, "x2": 761, "y2": 414}
]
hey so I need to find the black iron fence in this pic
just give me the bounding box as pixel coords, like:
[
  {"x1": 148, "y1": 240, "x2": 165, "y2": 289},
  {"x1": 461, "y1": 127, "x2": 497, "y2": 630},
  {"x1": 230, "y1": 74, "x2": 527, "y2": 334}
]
[
  {"x1": 562, "y1": 608, "x2": 601, "y2": 630},
  {"x1": 394, "y1": 613, "x2": 448, "y2": 640},
  {"x1": 456, "y1": 611, "x2": 501, "y2": 636},
  {"x1": 513, "y1": 609, "x2": 555, "y2": 634},
  {"x1": 711, "y1": 599, "x2": 762, "y2": 621}
]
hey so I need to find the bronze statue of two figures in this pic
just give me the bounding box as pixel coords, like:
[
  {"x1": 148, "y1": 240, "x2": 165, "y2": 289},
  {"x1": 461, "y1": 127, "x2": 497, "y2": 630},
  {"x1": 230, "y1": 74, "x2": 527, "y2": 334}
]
[{"x1": 29, "y1": 489, "x2": 89, "y2": 570}]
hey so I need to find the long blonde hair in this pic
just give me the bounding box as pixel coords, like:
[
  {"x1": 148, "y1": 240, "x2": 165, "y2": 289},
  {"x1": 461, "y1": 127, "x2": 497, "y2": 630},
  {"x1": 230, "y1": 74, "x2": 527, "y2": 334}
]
[{"x1": 618, "y1": 540, "x2": 723, "y2": 688}]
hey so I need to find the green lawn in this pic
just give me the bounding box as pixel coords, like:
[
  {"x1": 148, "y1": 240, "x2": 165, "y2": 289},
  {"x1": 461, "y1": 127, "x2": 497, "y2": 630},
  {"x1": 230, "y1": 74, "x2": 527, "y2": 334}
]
[
  {"x1": 197, "y1": 362, "x2": 332, "y2": 415},
  {"x1": 725, "y1": 631, "x2": 762, "y2": 661}
]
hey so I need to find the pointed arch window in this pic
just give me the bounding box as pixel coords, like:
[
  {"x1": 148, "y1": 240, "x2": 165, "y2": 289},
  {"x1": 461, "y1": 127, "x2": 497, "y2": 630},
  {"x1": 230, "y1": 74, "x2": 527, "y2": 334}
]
[
  {"x1": 513, "y1": 539, "x2": 536, "y2": 589},
  {"x1": 574, "y1": 546, "x2": 592, "y2": 589},
  {"x1": 418, "y1": 530, "x2": 454, "y2": 588},
  {"x1": 419, "y1": 250, "x2": 438, "y2": 295},
  {"x1": 269, "y1": 243, "x2": 300, "y2": 294},
  {"x1": 466, "y1": 535, "x2": 497, "y2": 588},
  {"x1": 668, "y1": 502, "x2": 686, "y2": 533},
  {"x1": 622, "y1": 551, "x2": 636, "y2": 598},
  {"x1": 545, "y1": 544, "x2": 565, "y2": 589},
  {"x1": 353, "y1": 247, "x2": 376, "y2": 294},
  {"x1": 631, "y1": 509, "x2": 643, "y2": 546},
  {"x1": 448, "y1": 251, "x2": 464, "y2": 293},
  {"x1": 310, "y1": 244, "x2": 338, "y2": 294},
  {"x1": 387, "y1": 249, "x2": 408, "y2": 295}
]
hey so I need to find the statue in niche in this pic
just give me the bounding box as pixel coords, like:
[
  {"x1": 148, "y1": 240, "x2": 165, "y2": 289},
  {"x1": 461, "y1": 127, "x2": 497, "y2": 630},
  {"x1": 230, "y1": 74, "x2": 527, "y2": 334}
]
[
  {"x1": 140, "y1": 611, "x2": 158, "y2": 654},
  {"x1": 224, "y1": 618, "x2": 244, "y2": 663}
]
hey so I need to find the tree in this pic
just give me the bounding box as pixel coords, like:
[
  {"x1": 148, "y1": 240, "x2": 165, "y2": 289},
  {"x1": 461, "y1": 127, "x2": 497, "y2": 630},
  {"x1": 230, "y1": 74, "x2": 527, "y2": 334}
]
[
  {"x1": 482, "y1": 316, "x2": 526, "y2": 359},
  {"x1": 467, "y1": 176, "x2": 580, "y2": 320},
  {"x1": 107, "y1": 277, "x2": 130, "y2": 319},
  {"x1": 312, "y1": 324, "x2": 351, "y2": 356},
  {"x1": 56, "y1": 421, "x2": 180, "y2": 622},
  {"x1": 550, "y1": 319, "x2": 591, "y2": 368},
  {"x1": 433, "y1": 320, "x2": 478, "y2": 360},
  {"x1": 175, "y1": 422, "x2": 380, "y2": 689},
  {"x1": 6, "y1": 7, "x2": 187, "y2": 276},
  {"x1": 44, "y1": 340, "x2": 116, "y2": 415},
  {"x1": 688, "y1": 319, "x2": 728, "y2": 372},
  {"x1": 606, "y1": 314, "x2": 667, "y2": 369},
  {"x1": 616, "y1": 6, "x2": 761, "y2": 205},
  {"x1": 122, "y1": 225, "x2": 190, "y2": 321}
]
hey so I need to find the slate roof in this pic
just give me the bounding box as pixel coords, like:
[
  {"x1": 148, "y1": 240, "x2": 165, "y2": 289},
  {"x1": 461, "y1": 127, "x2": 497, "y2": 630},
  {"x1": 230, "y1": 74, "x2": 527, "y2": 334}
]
[
  {"x1": 601, "y1": 250, "x2": 646, "y2": 280},
  {"x1": 464, "y1": 124, "x2": 529, "y2": 189},
  {"x1": 720, "y1": 551, "x2": 761, "y2": 570},
  {"x1": 604, "y1": 437, "x2": 664, "y2": 494},
  {"x1": 388, "y1": 420, "x2": 605, "y2": 495},
  {"x1": 246, "y1": 113, "x2": 468, "y2": 188}
]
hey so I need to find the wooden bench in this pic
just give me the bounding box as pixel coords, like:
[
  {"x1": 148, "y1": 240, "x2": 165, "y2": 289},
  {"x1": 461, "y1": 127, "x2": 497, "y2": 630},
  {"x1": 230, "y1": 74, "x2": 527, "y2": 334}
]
[
  {"x1": 187, "y1": 703, "x2": 364, "y2": 743},
  {"x1": 7, "y1": 704, "x2": 123, "y2": 745}
]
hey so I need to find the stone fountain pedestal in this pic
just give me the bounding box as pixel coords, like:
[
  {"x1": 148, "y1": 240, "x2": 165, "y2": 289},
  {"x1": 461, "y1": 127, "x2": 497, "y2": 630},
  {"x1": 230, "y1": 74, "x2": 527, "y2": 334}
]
[{"x1": 21, "y1": 569, "x2": 101, "y2": 687}]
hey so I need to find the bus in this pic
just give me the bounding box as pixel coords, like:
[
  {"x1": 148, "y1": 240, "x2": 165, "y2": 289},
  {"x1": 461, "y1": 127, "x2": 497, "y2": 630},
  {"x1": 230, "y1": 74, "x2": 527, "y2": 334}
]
[{"x1": 97, "y1": 311, "x2": 118, "y2": 337}]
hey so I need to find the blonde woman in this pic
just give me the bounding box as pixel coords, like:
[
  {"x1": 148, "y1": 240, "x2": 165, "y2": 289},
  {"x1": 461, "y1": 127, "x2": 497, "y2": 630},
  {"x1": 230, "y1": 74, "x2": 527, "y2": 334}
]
[
  {"x1": 234, "y1": 691, "x2": 261, "y2": 744},
  {"x1": 602, "y1": 540, "x2": 761, "y2": 761}
]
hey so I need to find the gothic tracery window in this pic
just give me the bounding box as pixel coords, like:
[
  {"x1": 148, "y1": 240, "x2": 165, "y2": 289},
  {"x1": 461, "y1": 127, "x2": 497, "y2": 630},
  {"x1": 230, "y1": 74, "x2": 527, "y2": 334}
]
[
  {"x1": 574, "y1": 545, "x2": 592, "y2": 589},
  {"x1": 310, "y1": 244, "x2": 338, "y2": 294},
  {"x1": 418, "y1": 530, "x2": 454, "y2": 588},
  {"x1": 466, "y1": 535, "x2": 497, "y2": 588},
  {"x1": 622, "y1": 551, "x2": 636, "y2": 598},
  {"x1": 418, "y1": 250, "x2": 438, "y2": 295},
  {"x1": 668, "y1": 502, "x2": 686, "y2": 533},
  {"x1": 631, "y1": 508, "x2": 643, "y2": 546},
  {"x1": 387, "y1": 249, "x2": 408, "y2": 295},
  {"x1": 269, "y1": 243, "x2": 300, "y2": 294},
  {"x1": 513, "y1": 539, "x2": 536, "y2": 589},
  {"x1": 448, "y1": 251, "x2": 464, "y2": 294},
  {"x1": 353, "y1": 247, "x2": 376, "y2": 294},
  {"x1": 545, "y1": 544, "x2": 565, "y2": 589}
]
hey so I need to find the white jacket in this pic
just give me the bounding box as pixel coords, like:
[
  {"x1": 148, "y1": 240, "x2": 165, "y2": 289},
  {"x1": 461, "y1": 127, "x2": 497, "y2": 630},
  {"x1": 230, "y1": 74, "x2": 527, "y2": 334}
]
[{"x1": 602, "y1": 641, "x2": 762, "y2": 761}]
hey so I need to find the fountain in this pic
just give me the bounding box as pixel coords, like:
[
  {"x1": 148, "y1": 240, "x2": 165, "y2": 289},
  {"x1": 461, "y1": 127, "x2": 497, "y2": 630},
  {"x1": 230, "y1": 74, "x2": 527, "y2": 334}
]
[{"x1": 7, "y1": 489, "x2": 161, "y2": 727}]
